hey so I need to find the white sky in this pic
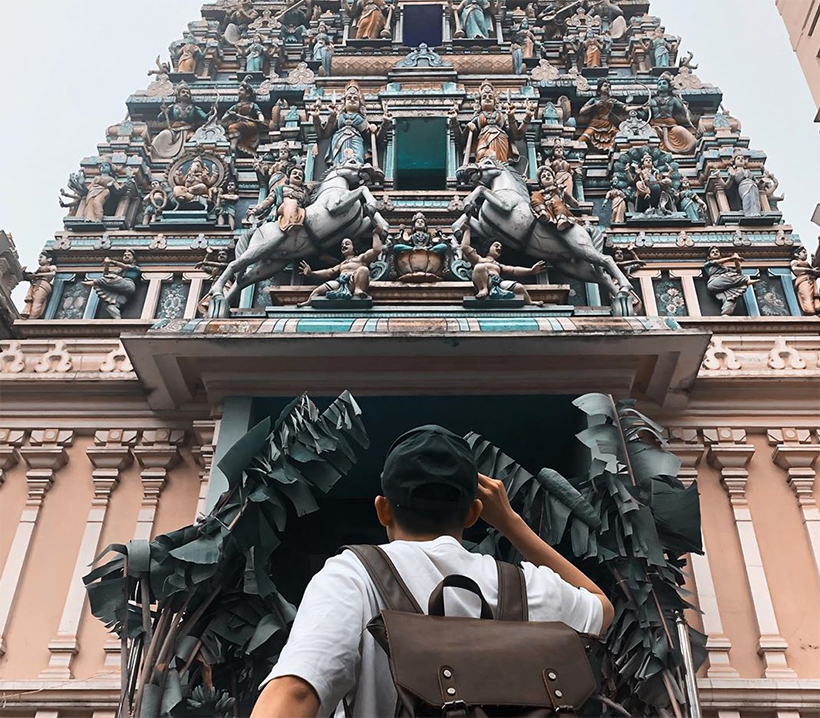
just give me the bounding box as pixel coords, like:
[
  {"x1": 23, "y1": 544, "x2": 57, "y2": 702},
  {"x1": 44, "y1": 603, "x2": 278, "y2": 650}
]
[{"x1": 0, "y1": 0, "x2": 817, "y2": 284}]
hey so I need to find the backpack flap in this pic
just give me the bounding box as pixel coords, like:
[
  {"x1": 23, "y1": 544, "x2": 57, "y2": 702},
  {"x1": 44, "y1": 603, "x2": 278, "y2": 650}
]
[{"x1": 367, "y1": 612, "x2": 597, "y2": 713}]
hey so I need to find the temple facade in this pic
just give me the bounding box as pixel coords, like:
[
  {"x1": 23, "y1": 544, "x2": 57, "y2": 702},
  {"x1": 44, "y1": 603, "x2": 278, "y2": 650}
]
[{"x1": 0, "y1": 0, "x2": 819, "y2": 716}]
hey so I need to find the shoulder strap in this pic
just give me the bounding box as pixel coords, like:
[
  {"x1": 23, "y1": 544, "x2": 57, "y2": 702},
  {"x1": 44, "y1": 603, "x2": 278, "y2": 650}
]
[
  {"x1": 342, "y1": 544, "x2": 424, "y2": 614},
  {"x1": 495, "y1": 560, "x2": 528, "y2": 622}
]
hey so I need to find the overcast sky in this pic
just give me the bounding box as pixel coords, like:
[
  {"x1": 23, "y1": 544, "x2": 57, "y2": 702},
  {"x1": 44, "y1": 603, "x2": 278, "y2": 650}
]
[{"x1": 0, "y1": 0, "x2": 817, "y2": 286}]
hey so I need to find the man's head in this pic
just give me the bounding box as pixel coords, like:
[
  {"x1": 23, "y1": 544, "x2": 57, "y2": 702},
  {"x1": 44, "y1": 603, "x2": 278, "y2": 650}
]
[{"x1": 375, "y1": 425, "x2": 482, "y2": 540}]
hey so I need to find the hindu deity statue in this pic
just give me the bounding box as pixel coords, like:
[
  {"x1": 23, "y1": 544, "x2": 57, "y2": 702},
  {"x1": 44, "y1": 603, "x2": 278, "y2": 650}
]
[
  {"x1": 790, "y1": 246, "x2": 820, "y2": 315},
  {"x1": 450, "y1": 81, "x2": 536, "y2": 164},
  {"x1": 83, "y1": 250, "x2": 142, "y2": 319},
  {"x1": 254, "y1": 142, "x2": 297, "y2": 201},
  {"x1": 577, "y1": 80, "x2": 629, "y2": 151},
  {"x1": 243, "y1": 35, "x2": 267, "y2": 73},
  {"x1": 460, "y1": 227, "x2": 546, "y2": 305},
  {"x1": 221, "y1": 78, "x2": 267, "y2": 156},
  {"x1": 456, "y1": 0, "x2": 492, "y2": 39},
  {"x1": 171, "y1": 157, "x2": 220, "y2": 205},
  {"x1": 530, "y1": 164, "x2": 578, "y2": 232},
  {"x1": 141, "y1": 181, "x2": 170, "y2": 225},
  {"x1": 347, "y1": 0, "x2": 391, "y2": 38},
  {"x1": 393, "y1": 212, "x2": 449, "y2": 282},
  {"x1": 215, "y1": 180, "x2": 240, "y2": 230},
  {"x1": 583, "y1": 29, "x2": 605, "y2": 68},
  {"x1": 725, "y1": 152, "x2": 762, "y2": 216},
  {"x1": 644, "y1": 27, "x2": 679, "y2": 69},
  {"x1": 248, "y1": 165, "x2": 312, "y2": 234},
  {"x1": 625, "y1": 153, "x2": 677, "y2": 216},
  {"x1": 78, "y1": 162, "x2": 121, "y2": 222},
  {"x1": 649, "y1": 74, "x2": 697, "y2": 154},
  {"x1": 677, "y1": 178, "x2": 708, "y2": 222},
  {"x1": 153, "y1": 81, "x2": 211, "y2": 159},
  {"x1": 703, "y1": 246, "x2": 758, "y2": 316},
  {"x1": 21, "y1": 253, "x2": 57, "y2": 320},
  {"x1": 298, "y1": 231, "x2": 383, "y2": 305},
  {"x1": 590, "y1": 0, "x2": 626, "y2": 39},
  {"x1": 511, "y1": 19, "x2": 538, "y2": 75},
  {"x1": 312, "y1": 80, "x2": 391, "y2": 168},
  {"x1": 172, "y1": 34, "x2": 202, "y2": 74},
  {"x1": 311, "y1": 23, "x2": 333, "y2": 76}
]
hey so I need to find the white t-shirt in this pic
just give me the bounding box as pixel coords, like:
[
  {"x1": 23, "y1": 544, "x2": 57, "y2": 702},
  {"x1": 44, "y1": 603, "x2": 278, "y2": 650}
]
[{"x1": 263, "y1": 536, "x2": 603, "y2": 717}]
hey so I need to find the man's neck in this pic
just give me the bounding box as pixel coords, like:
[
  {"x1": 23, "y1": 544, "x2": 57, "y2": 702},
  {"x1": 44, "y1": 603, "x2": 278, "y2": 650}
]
[{"x1": 388, "y1": 529, "x2": 462, "y2": 543}]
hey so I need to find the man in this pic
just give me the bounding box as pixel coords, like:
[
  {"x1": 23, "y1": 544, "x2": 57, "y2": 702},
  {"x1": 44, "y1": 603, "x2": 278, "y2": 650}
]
[{"x1": 252, "y1": 425, "x2": 614, "y2": 718}]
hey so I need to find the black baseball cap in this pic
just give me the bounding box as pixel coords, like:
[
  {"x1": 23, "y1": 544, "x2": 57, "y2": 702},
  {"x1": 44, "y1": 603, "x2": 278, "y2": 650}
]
[{"x1": 381, "y1": 425, "x2": 478, "y2": 511}]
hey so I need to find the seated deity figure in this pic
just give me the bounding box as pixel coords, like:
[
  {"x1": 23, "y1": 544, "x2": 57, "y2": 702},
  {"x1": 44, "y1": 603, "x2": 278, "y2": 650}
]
[
  {"x1": 312, "y1": 80, "x2": 391, "y2": 168},
  {"x1": 703, "y1": 246, "x2": 758, "y2": 316},
  {"x1": 530, "y1": 164, "x2": 578, "y2": 232},
  {"x1": 21, "y1": 253, "x2": 57, "y2": 320},
  {"x1": 457, "y1": 0, "x2": 492, "y2": 38},
  {"x1": 591, "y1": 0, "x2": 627, "y2": 39},
  {"x1": 347, "y1": 0, "x2": 391, "y2": 38},
  {"x1": 393, "y1": 212, "x2": 449, "y2": 281},
  {"x1": 790, "y1": 246, "x2": 820, "y2": 315},
  {"x1": 172, "y1": 157, "x2": 219, "y2": 205},
  {"x1": 83, "y1": 250, "x2": 142, "y2": 319},
  {"x1": 577, "y1": 80, "x2": 629, "y2": 151},
  {"x1": 459, "y1": 226, "x2": 546, "y2": 305},
  {"x1": 153, "y1": 81, "x2": 211, "y2": 159},
  {"x1": 450, "y1": 81, "x2": 536, "y2": 165},
  {"x1": 649, "y1": 74, "x2": 697, "y2": 154},
  {"x1": 298, "y1": 231, "x2": 383, "y2": 305},
  {"x1": 221, "y1": 79, "x2": 267, "y2": 156}
]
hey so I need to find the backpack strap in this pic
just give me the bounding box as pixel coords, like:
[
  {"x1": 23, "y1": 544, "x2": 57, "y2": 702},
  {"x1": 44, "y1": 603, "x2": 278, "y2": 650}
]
[
  {"x1": 494, "y1": 560, "x2": 528, "y2": 622},
  {"x1": 342, "y1": 544, "x2": 424, "y2": 614}
]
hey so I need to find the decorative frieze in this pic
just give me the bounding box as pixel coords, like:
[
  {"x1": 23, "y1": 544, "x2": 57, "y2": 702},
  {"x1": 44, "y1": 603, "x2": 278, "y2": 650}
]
[
  {"x1": 41, "y1": 431, "x2": 137, "y2": 679},
  {"x1": 0, "y1": 429, "x2": 26, "y2": 486},
  {"x1": 0, "y1": 339, "x2": 137, "y2": 378},
  {"x1": 699, "y1": 336, "x2": 820, "y2": 376}
]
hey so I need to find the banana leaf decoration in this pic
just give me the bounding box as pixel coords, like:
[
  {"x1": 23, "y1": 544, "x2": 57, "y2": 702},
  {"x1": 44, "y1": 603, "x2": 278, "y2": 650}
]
[
  {"x1": 84, "y1": 392, "x2": 369, "y2": 718},
  {"x1": 467, "y1": 393, "x2": 706, "y2": 717}
]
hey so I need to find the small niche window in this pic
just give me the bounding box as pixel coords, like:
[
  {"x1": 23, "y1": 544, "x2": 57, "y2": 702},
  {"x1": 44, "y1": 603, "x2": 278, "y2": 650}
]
[
  {"x1": 402, "y1": 4, "x2": 443, "y2": 48},
  {"x1": 394, "y1": 117, "x2": 448, "y2": 190}
]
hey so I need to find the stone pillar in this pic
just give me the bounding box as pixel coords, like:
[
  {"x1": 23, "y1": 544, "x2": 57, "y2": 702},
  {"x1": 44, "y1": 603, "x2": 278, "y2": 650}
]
[
  {"x1": 705, "y1": 428, "x2": 796, "y2": 678},
  {"x1": 131, "y1": 429, "x2": 184, "y2": 541},
  {"x1": 0, "y1": 429, "x2": 26, "y2": 485},
  {"x1": 768, "y1": 429, "x2": 820, "y2": 582},
  {"x1": 192, "y1": 420, "x2": 217, "y2": 519},
  {"x1": 668, "y1": 428, "x2": 738, "y2": 677},
  {"x1": 41, "y1": 430, "x2": 136, "y2": 679},
  {"x1": 0, "y1": 430, "x2": 72, "y2": 656}
]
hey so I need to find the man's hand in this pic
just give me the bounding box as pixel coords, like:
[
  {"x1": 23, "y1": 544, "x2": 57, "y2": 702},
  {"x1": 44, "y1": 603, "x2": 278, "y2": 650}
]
[{"x1": 477, "y1": 473, "x2": 517, "y2": 533}]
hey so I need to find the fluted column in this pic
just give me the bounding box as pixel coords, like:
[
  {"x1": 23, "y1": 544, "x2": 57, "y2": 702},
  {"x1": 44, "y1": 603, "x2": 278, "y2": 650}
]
[
  {"x1": 705, "y1": 428, "x2": 796, "y2": 678},
  {"x1": 103, "y1": 429, "x2": 183, "y2": 670},
  {"x1": 768, "y1": 429, "x2": 820, "y2": 583},
  {"x1": 0, "y1": 430, "x2": 72, "y2": 656},
  {"x1": 41, "y1": 430, "x2": 136, "y2": 679},
  {"x1": 131, "y1": 429, "x2": 184, "y2": 541},
  {"x1": 668, "y1": 428, "x2": 738, "y2": 678},
  {"x1": 192, "y1": 421, "x2": 217, "y2": 519}
]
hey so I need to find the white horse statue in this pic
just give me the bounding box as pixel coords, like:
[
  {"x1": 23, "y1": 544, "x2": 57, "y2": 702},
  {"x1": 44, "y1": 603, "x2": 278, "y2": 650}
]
[
  {"x1": 452, "y1": 158, "x2": 634, "y2": 310},
  {"x1": 207, "y1": 159, "x2": 389, "y2": 317}
]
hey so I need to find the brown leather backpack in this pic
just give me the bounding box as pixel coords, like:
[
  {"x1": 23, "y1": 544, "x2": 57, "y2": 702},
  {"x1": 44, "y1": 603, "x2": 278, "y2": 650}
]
[{"x1": 345, "y1": 545, "x2": 598, "y2": 718}]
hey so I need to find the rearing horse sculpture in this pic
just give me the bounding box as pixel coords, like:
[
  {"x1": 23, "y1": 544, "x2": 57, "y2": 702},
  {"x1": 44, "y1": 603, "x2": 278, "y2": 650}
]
[
  {"x1": 207, "y1": 159, "x2": 389, "y2": 317},
  {"x1": 452, "y1": 158, "x2": 634, "y2": 306}
]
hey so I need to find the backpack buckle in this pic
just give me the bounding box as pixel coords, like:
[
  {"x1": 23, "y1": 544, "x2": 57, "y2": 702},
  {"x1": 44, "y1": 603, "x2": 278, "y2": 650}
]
[{"x1": 441, "y1": 699, "x2": 468, "y2": 716}]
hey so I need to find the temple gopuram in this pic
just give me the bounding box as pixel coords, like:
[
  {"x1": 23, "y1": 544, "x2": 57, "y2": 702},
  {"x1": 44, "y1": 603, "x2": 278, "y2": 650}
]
[{"x1": 1, "y1": 0, "x2": 819, "y2": 716}]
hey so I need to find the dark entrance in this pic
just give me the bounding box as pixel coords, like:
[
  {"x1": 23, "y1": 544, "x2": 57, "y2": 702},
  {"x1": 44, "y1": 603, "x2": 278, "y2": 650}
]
[
  {"x1": 253, "y1": 394, "x2": 586, "y2": 603},
  {"x1": 402, "y1": 4, "x2": 443, "y2": 48},
  {"x1": 394, "y1": 117, "x2": 448, "y2": 190}
]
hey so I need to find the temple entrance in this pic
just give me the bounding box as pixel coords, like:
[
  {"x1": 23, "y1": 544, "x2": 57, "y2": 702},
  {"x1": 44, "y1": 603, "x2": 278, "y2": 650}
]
[{"x1": 256, "y1": 394, "x2": 585, "y2": 603}]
